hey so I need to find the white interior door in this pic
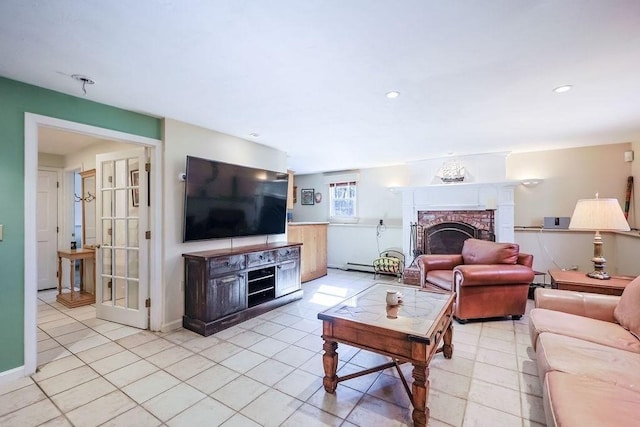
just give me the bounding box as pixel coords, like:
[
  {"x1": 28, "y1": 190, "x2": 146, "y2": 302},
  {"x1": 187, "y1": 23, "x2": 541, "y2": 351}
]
[
  {"x1": 37, "y1": 169, "x2": 59, "y2": 290},
  {"x1": 95, "y1": 148, "x2": 149, "y2": 329}
]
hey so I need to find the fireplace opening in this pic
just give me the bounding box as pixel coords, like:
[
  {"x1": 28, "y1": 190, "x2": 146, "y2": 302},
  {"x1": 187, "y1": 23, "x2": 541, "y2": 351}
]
[{"x1": 425, "y1": 221, "x2": 494, "y2": 254}]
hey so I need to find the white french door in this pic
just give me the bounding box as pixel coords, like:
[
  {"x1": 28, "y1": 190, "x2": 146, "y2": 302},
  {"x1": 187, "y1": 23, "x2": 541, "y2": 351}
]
[{"x1": 95, "y1": 148, "x2": 149, "y2": 329}]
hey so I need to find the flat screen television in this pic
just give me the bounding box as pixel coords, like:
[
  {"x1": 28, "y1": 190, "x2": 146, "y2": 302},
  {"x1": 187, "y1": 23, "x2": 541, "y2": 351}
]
[{"x1": 183, "y1": 156, "x2": 289, "y2": 242}]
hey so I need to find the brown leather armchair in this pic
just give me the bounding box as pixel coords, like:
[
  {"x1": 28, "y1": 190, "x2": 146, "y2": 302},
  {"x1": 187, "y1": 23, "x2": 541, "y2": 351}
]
[{"x1": 417, "y1": 238, "x2": 534, "y2": 322}]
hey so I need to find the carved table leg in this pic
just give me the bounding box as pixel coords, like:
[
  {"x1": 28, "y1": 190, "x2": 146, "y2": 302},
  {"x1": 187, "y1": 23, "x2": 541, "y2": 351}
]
[
  {"x1": 322, "y1": 339, "x2": 338, "y2": 393},
  {"x1": 411, "y1": 364, "x2": 430, "y2": 427},
  {"x1": 443, "y1": 320, "x2": 454, "y2": 359}
]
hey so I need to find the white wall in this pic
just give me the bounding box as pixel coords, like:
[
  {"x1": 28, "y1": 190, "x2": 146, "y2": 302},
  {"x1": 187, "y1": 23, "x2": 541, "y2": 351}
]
[
  {"x1": 291, "y1": 165, "x2": 407, "y2": 224},
  {"x1": 507, "y1": 143, "x2": 632, "y2": 227},
  {"x1": 161, "y1": 119, "x2": 289, "y2": 331},
  {"x1": 38, "y1": 153, "x2": 64, "y2": 168}
]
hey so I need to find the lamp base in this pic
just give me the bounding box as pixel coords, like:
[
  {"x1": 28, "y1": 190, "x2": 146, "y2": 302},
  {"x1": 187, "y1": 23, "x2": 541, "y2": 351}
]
[{"x1": 586, "y1": 270, "x2": 611, "y2": 280}]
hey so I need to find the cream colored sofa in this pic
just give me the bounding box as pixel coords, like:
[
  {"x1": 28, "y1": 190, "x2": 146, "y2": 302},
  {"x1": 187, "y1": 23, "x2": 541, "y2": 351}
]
[{"x1": 528, "y1": 278, "x2": 640, "y2": 426}]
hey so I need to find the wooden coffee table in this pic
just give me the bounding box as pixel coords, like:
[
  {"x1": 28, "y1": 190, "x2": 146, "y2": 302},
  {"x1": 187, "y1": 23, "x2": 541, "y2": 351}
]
[
  {"x1": 318, "y1": 284, "x2": 454, "y2": 427},
  {"x1": 549, "y1": 269, "x2": 635, "y2": 296}
]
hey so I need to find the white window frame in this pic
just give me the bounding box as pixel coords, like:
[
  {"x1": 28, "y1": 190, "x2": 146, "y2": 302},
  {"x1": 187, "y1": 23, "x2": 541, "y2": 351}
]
[{"x1": 325, "y1": 172, "x2": 359, "y2": 223}]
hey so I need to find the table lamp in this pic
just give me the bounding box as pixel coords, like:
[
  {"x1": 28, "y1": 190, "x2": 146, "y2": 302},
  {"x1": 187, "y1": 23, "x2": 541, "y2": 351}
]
[{"x1": 568, "y1": 195, "x2": 630, "y2": 279}]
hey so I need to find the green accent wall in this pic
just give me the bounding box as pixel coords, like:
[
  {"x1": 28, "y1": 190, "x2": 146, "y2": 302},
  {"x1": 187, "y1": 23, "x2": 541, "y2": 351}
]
[{"x1": 0, "y1": 77, "x2": 160, "y2": 373}]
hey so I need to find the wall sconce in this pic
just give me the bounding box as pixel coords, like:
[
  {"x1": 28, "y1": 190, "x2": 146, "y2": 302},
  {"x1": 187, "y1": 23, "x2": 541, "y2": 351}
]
[{"x1": 521, "y1": 179, "x2": 543, "y2": 188}]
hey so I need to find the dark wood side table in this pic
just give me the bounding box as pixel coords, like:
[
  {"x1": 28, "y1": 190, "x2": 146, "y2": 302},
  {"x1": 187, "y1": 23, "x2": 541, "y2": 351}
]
[{"x1": 549, "y1": 269, "x2": 635, "y2": 296}]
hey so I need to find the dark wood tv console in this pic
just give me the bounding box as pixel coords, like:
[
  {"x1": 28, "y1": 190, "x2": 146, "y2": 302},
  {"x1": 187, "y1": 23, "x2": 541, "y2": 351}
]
[{"x1": 182, "y1": 242, "x2": 303, "y2": 336}]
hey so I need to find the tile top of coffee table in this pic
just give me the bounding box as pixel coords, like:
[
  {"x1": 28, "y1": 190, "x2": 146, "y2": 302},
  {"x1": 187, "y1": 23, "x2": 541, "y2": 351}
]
[{"x1": 318, "y1": 283, "x2": 453, "y2": 339}]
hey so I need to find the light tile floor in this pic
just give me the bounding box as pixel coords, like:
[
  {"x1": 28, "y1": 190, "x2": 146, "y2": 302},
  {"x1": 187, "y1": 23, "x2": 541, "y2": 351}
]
[{"x1": 0, "y1": 269, "x2": 546, "y2": 426}]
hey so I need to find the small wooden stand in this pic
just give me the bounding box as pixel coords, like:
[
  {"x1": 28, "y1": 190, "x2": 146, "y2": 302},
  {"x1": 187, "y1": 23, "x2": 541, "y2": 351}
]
[{"x1": 57, "y1": 248, "x2": 96, "y2": 308}]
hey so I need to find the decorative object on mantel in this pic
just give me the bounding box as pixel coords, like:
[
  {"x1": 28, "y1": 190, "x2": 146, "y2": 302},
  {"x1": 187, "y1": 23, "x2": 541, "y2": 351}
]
[
  {"x1": 301, "y1": 188, "x2": 315, "y2": 205},
  {"x1": 568, "y1": 194, "x2": 630, "y2": 280},
  {"x1": 314, "y1": 192, "x2": 322, "y2": 203},
  {"x1": 437, "y1": 160, "x2": 465, "y2": 183}
]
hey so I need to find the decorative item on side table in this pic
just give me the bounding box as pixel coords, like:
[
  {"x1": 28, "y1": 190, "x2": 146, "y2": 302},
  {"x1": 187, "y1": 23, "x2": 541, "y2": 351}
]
[
  {"x1": 568, "y1": 194, "x2": 630, "y2": 280},
  {"x1": 301, "y1": 188, "x2": 315, "y2": 205}
]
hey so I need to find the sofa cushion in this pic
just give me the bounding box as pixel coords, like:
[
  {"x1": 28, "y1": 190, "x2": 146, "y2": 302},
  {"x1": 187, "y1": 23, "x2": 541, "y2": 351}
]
[
  {"x1": 614, "y1": 275, "x2": 640, "y2": 340},
  {"x1": 543, "y1": 371, "x2": 640, "y2": 427},
  {"x1": 536, "y1": 332, "x2": 640, "y2": 393},
  {"x1": 529, "y1": 308, "x2": 640, "y2": 353},
  {"x1": 426, "y1": 270, "x2": 453, "y2": 291},
  {"x1": 461, "y1": 238, "x2": 519, "y2": 265}
]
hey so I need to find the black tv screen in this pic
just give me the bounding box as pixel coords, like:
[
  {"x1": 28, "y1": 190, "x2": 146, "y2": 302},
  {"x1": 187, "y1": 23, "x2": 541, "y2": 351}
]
[{"x1": 183, "y1": 156, "x2": 289, "y2": 242}]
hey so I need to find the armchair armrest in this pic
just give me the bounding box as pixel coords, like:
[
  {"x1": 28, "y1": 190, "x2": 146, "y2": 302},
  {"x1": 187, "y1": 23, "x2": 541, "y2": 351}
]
[
  {"x1": 534, "y1": 288, "x2": 619, "y2": 323},
  {"x1": 454, "y1": 264, "x2": 534, "y2": 287},
  {"x1": 417, "y1": 254, "x2": 463, "y2": 287}
]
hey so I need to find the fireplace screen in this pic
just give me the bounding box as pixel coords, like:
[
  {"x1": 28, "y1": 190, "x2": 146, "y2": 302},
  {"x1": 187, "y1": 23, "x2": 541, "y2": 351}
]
[{"x1": 425, "y1": 222, "x2": 494, "y2": 254}]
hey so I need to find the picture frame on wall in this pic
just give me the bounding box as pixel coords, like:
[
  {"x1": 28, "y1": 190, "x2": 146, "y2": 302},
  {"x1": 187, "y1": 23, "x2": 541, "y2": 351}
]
[{"x1": 301, "y1": 188, "x2": 315, "y2": 205}]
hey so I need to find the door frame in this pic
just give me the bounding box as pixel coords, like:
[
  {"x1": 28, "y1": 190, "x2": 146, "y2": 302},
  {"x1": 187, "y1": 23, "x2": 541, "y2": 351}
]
[{"x1": 24, "y1": 113, "x2": 162, "y2": 376}]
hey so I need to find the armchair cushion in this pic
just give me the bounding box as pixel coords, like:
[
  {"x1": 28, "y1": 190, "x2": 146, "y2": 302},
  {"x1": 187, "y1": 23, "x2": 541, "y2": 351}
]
[
  {"x1": 461, "y1": 238, "x2": 519, "y2": 265},
  {"x1": 425, "y1": 270, "x2": 454, "y2": 291},
  {"x1": 614, "y1": 276, "x2": 640, "y2": 340}
]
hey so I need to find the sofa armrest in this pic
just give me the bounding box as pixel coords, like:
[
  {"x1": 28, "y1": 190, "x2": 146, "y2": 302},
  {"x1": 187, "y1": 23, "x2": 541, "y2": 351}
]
[
  {"x1": 454, "y1": 264, "x2": 534, "y2": 287},
  {"x1": 417, "y1": 254, "x2": 463, "y2": 287},
  {"x1": 534, "y1": 288, "x2": 619, "y2": 322}
]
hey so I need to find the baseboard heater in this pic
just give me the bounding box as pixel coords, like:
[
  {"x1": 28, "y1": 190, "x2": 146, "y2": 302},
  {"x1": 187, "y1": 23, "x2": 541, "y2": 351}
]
[{"x1": 345, "y1": 262, "x2": 375, "y2": 273}]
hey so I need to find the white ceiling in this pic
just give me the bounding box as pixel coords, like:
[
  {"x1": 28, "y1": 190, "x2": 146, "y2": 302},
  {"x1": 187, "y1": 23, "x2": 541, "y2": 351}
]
[{"x1": 2, "y1": 1, "x2": 640, "y2": 174}]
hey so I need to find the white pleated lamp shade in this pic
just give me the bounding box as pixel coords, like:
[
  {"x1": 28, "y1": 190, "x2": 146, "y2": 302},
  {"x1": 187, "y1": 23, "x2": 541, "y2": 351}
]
[{"x1": 568, "y1": 198, "x2": 630, "y2": 231}]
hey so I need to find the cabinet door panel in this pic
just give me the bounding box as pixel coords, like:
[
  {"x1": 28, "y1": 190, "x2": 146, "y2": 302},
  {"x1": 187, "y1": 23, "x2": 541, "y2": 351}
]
[
  {"x1": 276, "y1": 260, "x2": 300, "y2": 297},
  {"x1": 207, "y1": 273, "x2": 247, "y2": 320}
]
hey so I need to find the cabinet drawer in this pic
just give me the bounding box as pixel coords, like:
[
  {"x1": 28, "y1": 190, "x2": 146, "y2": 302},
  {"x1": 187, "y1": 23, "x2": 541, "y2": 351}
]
[
  {"x1": 209, "y1": 255, "x2": 245, "y2": 275},
  {"x1": 277, "y1": 246, "x2": 299, "y2": 262},
  {"x1": 246, "y1": 250, "x2": 276, "y2": 268}
]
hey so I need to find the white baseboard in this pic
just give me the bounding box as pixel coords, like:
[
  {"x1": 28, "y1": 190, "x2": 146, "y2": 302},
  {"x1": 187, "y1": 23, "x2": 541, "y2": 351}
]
[
  {"x1": 0, "y1": 366, "x2": 26, "y2": 386},
  {"x1": 161, "y1": 318, "x2": 183, "y2": 333}
]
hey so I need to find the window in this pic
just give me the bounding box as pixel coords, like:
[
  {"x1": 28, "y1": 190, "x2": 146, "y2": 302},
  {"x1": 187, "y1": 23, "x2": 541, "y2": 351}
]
[{"x1": 329, "y1": 181, "x2": 357, "y2": 221}]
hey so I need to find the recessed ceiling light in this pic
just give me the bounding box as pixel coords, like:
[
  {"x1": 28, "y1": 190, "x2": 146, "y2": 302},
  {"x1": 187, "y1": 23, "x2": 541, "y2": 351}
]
[
  {"x1": 385, "y1": 91, "x2": 400, "y2": 99},
  {"x1": 553, "y1": 85, "x2": 572, "y2": 93},
  {"x1": 249, "y1": 133, "x2": 259, "y2": 138}
]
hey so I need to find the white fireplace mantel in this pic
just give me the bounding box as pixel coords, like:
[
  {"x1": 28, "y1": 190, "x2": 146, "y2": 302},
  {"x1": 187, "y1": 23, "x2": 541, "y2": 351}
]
[{"x1": 399, "y1": 181, "x2": 517, "y2": 263}]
